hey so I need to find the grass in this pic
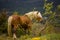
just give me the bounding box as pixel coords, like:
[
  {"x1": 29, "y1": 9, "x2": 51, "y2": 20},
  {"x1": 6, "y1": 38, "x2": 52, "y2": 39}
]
[
  {"x1": 40, "y1": 33, "x2": 60, "y2": 40},
  {"x1": 0, "y1": 33, "x2": 60, "y2": 40},
  {"x1": 0, "y1": 22, "x2": 60, "y2": 40}
]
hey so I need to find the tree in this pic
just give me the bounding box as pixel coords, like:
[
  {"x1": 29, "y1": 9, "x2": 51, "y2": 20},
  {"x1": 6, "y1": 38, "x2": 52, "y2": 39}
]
[{"x1": 41, "y1": 0, "x2": 56, "y2": 35}]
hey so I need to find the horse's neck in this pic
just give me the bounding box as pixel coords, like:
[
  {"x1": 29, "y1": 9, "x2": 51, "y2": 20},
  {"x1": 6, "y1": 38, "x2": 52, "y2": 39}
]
[{"x1": 25, "y1": 13, "x2": 34, "y2": 20}]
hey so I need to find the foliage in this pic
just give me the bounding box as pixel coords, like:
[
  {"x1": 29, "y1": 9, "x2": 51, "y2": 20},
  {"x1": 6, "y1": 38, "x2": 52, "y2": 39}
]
[
  {"x1": 43, "y1": 0, "x2": 55, "y2": 20},
  {"x1": 54, "y1": 5, "x2": 60, "y2": 27},
  {"x1": 0, "y1": 9, "x2": 8, "y2": 34},
  {"x1": 43, "y1": 0, "x2": 60, "y2": 27},
  {"x1": 16, "y1": 27, "x2": 26, "y2": 37},
  {"x1": 57, "y1": 5, "x2": 60, "y2": 10},
  {"x1": 41, "y1": 0, "x2": 59, "y2": 34}
]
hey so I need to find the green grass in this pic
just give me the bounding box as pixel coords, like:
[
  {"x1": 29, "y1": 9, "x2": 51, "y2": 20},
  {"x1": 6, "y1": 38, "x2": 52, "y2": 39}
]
[
  {"x1": 40, "y1": 33, "x2": 60, "y2": 40},
  {"x1": 0, "y1": 33, "x2": 60, "y2": 40}
]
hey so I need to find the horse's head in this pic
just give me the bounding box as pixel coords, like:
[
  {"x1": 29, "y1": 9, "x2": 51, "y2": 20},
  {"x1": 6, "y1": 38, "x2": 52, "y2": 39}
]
[
  {"x1": 25, "y1": 11, "x2": 43, "y2": 22},
  {"x1": 33, "y1": 11, "x2": 43, "y2": 22}
]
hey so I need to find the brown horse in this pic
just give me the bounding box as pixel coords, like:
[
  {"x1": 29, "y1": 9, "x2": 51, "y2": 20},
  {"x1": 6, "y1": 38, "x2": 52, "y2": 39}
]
[{"x1": 7, "y1": 11, "x2": 43, "y2": 39}]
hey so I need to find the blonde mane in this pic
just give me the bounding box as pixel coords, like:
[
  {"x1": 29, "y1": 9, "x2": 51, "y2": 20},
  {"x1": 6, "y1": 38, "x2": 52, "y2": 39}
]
[{"x1": 25, "y1": 11, "x2": 42, "y2": 21}]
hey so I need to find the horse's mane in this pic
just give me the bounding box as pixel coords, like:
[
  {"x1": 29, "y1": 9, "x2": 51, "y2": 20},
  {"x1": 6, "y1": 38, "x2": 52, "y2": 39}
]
[{"x1": 25, "y1": 11, "x2": 38, "y2": 14}]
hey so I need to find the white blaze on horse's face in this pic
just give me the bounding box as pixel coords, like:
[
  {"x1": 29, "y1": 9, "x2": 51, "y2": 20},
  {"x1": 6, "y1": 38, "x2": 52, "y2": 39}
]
[{"x1": 33, "y1": 11, "x2": 43, "y2": 21}]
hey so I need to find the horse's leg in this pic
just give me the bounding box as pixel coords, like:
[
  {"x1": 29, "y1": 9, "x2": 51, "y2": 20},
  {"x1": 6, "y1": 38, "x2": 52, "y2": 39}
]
[
  {"x1": 13, "y1": 26, "x2": 17, "y2": 40},
  {"x1": 13, "y1": 33, "x2": 17, "y2": 40}
]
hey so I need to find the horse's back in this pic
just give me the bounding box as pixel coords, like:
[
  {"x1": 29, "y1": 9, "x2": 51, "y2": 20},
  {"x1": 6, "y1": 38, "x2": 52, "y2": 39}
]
[
  {"x1": 20, "y1": 15, "x2": 31, "y2": 24},
  {"x1": 20, "y1": 15, "x2": 32, "y2": 28},
  {"x1": 11, "y1": 15, "x2": 20, "y2": 26}
]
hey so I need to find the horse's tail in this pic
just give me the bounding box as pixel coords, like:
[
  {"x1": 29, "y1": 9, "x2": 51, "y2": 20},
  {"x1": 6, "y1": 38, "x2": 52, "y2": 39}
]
[{"x1": 8, "y1": 16, "x2": 13, "y2": 37}]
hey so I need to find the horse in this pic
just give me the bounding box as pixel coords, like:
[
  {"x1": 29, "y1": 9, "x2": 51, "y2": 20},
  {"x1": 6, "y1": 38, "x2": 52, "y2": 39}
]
[{"x1": 7, "y1": 11, "x2": 43, "y2": 39}]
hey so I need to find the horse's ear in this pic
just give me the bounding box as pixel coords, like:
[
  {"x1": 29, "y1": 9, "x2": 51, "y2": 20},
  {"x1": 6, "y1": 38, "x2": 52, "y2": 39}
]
[{"x1": 37, "y1": 11, "x2": 39, "y2": 14}]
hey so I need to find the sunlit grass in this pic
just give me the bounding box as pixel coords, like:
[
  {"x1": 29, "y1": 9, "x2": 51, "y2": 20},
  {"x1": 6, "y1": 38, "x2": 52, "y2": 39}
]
[{"x1": 31, "y1": 37, "x2": 40, "y2": 40}]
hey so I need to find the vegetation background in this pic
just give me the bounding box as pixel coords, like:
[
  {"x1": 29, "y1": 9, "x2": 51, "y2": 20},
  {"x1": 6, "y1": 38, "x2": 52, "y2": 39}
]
[{"x1": 0, "y1": 0, "x2": 60, "y2": 40}]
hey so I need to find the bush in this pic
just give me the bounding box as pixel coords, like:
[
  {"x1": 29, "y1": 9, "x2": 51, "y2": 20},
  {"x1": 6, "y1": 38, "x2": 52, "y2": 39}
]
[{"x1": 0, "y1": 9, "x2": 8, "y2": 34}]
